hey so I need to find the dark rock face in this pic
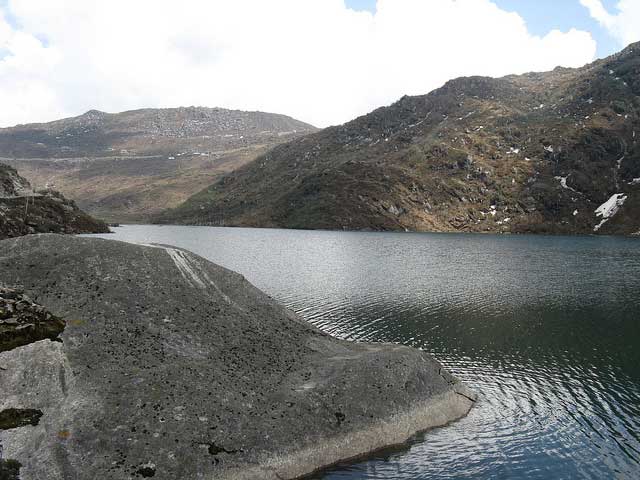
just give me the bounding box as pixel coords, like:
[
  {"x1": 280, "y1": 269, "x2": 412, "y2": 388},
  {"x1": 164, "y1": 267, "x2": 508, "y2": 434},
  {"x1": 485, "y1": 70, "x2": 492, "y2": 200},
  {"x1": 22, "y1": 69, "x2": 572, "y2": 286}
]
[
  {"x1": 0, "y1": 164, "x2": 109, "y2": 240},
  {"x1": 0, "y1": 459, "x2": 21, "y2": 480},
  {"x1": 0, "y1": 409, "x2": 43, "y2": 431},
  {"x1": 0, "y1": 286, "x2": 66, "y2": 352},
  {"x1": 0, "y1": 235, "x2": 475, "y2": 479},
  {"x1": 157, "y1": 42, "x2": 640, "y2": 235}
]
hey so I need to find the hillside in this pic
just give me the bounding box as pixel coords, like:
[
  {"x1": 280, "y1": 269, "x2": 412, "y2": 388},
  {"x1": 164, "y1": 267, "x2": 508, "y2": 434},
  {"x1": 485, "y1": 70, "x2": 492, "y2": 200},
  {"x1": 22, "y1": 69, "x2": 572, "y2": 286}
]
[
  {"x1": 0, "y1": 164, "x2": 109, "y2": 239},
  {"x1": 157, "y1": 43, "x2": 640, "y2": 235},
  {"x1": 0, "y1": 107, "x2": 316, "y2": 222}
]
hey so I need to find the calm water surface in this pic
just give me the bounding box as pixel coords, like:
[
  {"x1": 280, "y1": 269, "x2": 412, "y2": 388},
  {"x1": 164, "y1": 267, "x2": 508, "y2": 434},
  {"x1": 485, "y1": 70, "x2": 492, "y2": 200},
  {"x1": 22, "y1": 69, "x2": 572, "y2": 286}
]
[{"x1": 92, "y1": 225, "x2": 640, "y2": 479}]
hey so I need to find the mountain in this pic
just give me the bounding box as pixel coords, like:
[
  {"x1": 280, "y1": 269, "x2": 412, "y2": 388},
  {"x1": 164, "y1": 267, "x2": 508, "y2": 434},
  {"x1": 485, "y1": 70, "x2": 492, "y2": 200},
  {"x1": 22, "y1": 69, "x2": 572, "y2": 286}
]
[
  {"x1": 0, "y1": 107, "x2": 316, "y2": 222},
  {"x1": 157, "y1": 43, "x2": 640, "y2": 235},
  {"x1": 0, "y1": 163, "x2": 109, "y2": 239}
]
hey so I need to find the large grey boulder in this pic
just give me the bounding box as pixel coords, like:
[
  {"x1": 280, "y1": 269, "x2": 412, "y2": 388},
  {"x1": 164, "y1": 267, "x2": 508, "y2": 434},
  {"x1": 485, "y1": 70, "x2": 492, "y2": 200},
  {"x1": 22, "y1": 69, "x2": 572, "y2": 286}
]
[{"x1": 0, "y1": 234, "x2": 475, "y2": 479}]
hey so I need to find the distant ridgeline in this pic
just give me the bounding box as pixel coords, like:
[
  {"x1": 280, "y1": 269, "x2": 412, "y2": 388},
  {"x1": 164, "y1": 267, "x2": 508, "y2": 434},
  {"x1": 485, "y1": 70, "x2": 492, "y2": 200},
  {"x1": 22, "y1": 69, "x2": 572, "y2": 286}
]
[
  {"x1": 0, "y1": 163, "x2": 109, "y2": 239},
  {"x1": 0, "y1": 107, "x2": 316, "y2": 223},
  {"x1": 157, "y1": 42, "x2": 640, "y2": 235}
]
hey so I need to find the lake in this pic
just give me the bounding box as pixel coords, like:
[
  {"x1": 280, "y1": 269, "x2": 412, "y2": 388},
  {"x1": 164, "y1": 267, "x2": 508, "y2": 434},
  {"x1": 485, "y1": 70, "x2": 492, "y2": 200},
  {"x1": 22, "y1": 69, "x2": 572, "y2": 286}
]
[{"x1": 91, "y1": 225, "x2": 640, "y2": 479}]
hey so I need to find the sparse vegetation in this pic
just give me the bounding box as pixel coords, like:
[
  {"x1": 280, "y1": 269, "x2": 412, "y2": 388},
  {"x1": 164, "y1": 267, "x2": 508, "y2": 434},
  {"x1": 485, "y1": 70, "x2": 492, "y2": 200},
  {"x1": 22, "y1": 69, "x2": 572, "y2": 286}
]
[{"x1": 157, "y1": 42, "x2": 640, "y2": 235}]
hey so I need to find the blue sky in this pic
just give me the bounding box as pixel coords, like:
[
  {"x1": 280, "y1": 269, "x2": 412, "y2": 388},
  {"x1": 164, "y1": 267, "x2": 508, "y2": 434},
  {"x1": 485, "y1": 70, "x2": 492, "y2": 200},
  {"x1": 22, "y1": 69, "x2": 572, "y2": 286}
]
[{"x1": 346, "y1": 0, "x2": 622, "y2": 58}]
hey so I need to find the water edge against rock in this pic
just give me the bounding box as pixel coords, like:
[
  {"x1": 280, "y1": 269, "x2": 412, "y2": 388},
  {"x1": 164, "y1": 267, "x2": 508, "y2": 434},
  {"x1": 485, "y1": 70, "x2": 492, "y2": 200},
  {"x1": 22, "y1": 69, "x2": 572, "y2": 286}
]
[{"x1": 0, "y1": 234, "x2": 475, "y2": 479}]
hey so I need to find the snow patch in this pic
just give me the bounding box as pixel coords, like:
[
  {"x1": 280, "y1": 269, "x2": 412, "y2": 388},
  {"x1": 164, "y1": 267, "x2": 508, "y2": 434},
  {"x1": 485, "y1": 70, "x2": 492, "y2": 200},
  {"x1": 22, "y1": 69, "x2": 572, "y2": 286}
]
[
  {"x1": 457, "y1": 111, "x2": 475, "y2": 121},
  {"x1": 554, "y1": 175, "x2": 577, "y2": 193},
  {"x1": 593, "y1": 193, "x2": 627, "y2": 232}
]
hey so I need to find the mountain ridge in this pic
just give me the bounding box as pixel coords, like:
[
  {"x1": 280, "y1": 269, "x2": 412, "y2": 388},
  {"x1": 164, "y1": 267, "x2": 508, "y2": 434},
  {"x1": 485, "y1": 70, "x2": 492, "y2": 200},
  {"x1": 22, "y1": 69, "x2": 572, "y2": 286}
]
[
  {"x1": 156, "y1": 42, "x2": 640, "y2": 235},
  {"x1": 1, "y1": 107, "x2": 316, "y2": 222},
  {"x1": 1, "y1": 106, "x2": 315, "y2": 157}
]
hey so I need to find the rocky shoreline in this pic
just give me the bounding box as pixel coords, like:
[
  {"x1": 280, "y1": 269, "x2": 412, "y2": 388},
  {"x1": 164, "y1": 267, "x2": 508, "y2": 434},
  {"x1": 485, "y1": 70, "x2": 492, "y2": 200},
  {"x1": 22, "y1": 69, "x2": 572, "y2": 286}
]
[{"x1": 0, "y1": 234, "x2": 475, "y2": 479}]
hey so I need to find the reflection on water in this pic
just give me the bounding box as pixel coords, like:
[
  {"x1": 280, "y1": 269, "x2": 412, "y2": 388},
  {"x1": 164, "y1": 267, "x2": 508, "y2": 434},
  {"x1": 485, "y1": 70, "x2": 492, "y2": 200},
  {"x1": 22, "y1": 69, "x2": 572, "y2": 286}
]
[{"x1": 91, "y1": 225, "x2": 640, "y2": 479}]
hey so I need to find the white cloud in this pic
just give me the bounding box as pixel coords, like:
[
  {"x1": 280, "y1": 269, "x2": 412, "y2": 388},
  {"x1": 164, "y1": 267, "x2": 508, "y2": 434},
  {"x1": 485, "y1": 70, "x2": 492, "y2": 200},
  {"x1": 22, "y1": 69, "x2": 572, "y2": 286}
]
[
  {"x1": 580, "y1": 0, "x2": 640, "y2": 46},
  {"x1": 0, "y1": 0, "x2": 597, "y2": 128}
]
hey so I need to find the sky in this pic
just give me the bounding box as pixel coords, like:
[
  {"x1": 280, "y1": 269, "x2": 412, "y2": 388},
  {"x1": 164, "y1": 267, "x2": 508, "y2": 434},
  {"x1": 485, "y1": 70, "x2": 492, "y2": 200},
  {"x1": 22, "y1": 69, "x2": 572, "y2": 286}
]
[
  {"x1": 0, "y1": 0, "x2": 638, "y2": 129},
  {"x1": 346, "y1": 0, "x2": 625, "y2": 57}
]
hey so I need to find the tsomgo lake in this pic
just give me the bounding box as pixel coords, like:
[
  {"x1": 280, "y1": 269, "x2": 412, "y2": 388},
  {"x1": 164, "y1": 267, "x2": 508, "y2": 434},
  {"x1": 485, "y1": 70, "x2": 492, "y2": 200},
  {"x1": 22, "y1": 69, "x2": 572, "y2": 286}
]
[{"x1": 91, "y1": 225, "x2": 640, "y2": 479}]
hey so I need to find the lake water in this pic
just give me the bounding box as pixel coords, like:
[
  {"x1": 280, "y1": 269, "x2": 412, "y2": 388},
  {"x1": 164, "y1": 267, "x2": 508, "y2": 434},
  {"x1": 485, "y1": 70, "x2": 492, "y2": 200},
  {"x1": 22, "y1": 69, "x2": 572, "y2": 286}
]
[{"x1": 91, "y1": 225, "x2": 640, "y2": 479}]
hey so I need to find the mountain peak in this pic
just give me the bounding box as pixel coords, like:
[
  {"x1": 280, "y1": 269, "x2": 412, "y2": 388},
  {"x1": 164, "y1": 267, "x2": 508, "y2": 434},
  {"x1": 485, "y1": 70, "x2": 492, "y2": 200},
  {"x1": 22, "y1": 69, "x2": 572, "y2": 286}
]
[
  {"x1": 0, "y1": 107, "x2": 317, "y2": 222},
  {"x1": 81, "y1": 109, "x2": 107, "y2": 118}
]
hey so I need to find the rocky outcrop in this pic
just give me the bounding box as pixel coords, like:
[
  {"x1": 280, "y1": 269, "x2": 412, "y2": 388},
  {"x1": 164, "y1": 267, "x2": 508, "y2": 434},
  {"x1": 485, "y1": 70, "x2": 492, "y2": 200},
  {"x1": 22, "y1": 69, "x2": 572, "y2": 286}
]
[
  {"x1": 0, "y1": 286, "x2": 65, "y2": 353},
  {"x1": 157, "y1": 42, "x2": 640, "y2": 235},
  {"x1": 0, "y1": 164, "x2": 109, "y2": 240},
  {"x1": 0, "y1": 165, "x2": 33, "y2": 199},
  {"x1": 0, "y1": 234, "x2": 475, "y2": 479}
]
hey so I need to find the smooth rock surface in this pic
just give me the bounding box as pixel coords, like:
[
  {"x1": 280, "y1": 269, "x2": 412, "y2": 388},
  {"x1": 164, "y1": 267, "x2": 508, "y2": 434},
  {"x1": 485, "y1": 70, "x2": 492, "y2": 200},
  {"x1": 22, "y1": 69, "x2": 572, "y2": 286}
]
[{"x1": 0, "y1": 234, "x2": 475, "y2": 479}]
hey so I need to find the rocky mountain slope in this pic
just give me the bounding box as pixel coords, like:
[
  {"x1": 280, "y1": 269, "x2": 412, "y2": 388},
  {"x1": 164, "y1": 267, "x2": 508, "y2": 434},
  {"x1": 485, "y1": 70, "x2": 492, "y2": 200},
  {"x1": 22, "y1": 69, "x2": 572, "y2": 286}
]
[
  {"x1": 0, "y1": 235, "x2": 474, "y2": 479},
  {"x1": 0, "y1": 164, "x2": 108, "y2": 239},
  {"x1": 1, "y1": 107, "x2": 315, "y2": 222},
  {"x1": 158, "y1": 42, "x2": 640, "y2": 235}
]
